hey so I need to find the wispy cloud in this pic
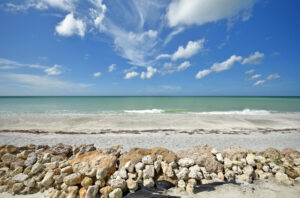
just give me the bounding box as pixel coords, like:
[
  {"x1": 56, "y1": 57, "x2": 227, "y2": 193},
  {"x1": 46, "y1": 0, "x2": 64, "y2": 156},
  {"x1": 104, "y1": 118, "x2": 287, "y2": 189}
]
[
  {"x1": 163, "y1": 27, "x2": 185, "y2": 46},
  {"x1": 44, "y1": 64, "x2": 62, "y2": 75},
  {"x1": 124, "y1": 71, "x2": 139, "y2": 79},
  {"x1": 246, "y1": 74, "x2": 261, "y2": 80},
  {"x1": 253, "y1": 73, "x2": 280, "y2": 86},
  {"x1": 242, "y1": 51, "x2": 264, "y2": 65},
  {"x1": 108, "y1": 64, "x2": 116, "y2": 72},
  {"x1": 245, "y1": 69, "x2": 255, "y2": 74},
  {"x1": 93, "y1": 72, "x2": 101, "y2": 77}
]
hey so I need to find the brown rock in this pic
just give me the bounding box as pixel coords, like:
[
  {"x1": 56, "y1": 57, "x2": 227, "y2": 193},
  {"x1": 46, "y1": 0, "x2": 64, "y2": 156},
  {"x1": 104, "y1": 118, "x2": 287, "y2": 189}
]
[
  {"x1": 221, "y1": 145, "x2": 250, "y2": 160},
  {"x1": 285, "y1": 168, "x2": 299, "y2": 179},
  {"x1": 67, "y1": 186, "x2": 78, "y2": 198},
  {"x1": 5, "y1": 145, "x2": 17, "y2": 153},
  {"x1": 69, "y1": 151, "x2": 117, "y2": 177},
  {"x1": 100, "y1": 186, "x2": 112, "y2": 196},
  {"x1": 264, "y1": 148, "x2": 280, "y2": 160},
  {"x1": 177, "y1": 145, "x2": 223, "y2": 173},
  {"x1": 119, "y1": 147, "x2": 177, "y2": 168},
  {"x1": 49, "y1": 143, "x2": 72, "y2": 157},
  {"x1": 256, "y1": 163, "x2": 263, "y2": 170},
  {"x1": 79, "y1": 187, "x2": 87, "y2": 198},
  {"x1": 281, "y1": 148, "x2": 300, "y2": 159},
  {"x1": 63, "y1": 173, "x2": 83, "y2": 186},
  {"x1": 157, "y1": 175, "x2": 178, "y2": 186}
]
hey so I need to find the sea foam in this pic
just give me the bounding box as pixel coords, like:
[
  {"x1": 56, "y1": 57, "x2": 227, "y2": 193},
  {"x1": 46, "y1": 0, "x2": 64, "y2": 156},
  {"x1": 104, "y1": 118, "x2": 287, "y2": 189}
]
[
  {"x1": 192, "y1": 109, "x2": 271, "y2": 115},
  {"x1": 124, "y1": 109, "x2": 165, "y2": 114}
]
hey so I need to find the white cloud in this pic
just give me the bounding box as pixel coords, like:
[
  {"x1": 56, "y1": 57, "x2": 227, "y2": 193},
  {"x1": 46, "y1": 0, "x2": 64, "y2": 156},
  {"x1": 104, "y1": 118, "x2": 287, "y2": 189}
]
[
  {"x1": 245, "y1": 69, "x2": 255, "y2": 74},
  {"x1": 267, "y1": 73, "x2": 280, "y2": 80},
  {"x1": 242, "y1": 51, "x2": 264, "y2": 65},
  {"x1": 195, "y1": 69, "x2": 212, "y2": 79},
  {"x1": 124, "y1": 71, "x2": 139, "y2": 79},
  {"x1": 141, "y1": 66, "x2": 157, "y2": 79},
  {"x1": 211, "y1": 55, "x2": 243, "y2": 72},
  {"x1": 253, "y1": 73, "x2": 280, "y2": 86},
  {"x1": 108, "y1": 64, "x2": 116, "y2": 72},
  {"x1": 44, "y1": 64, "x2": 62, "y2": 75},
  {"x1": 253, "y1": 80, "x2": 266, "y2": 86},
  {"x1": 164, "y1": 27, "x2": 185, "y2": 46},
  {"x1": 171, "y1": 39, "x2": 205, "y2": 61},
  {"x1": 123, "y1": 66, "x2": 138, "y2": 73},
  {"x1": 89, "y1": 0, "x2": 107, "y2": 29},
  {"x1": 177, "y1": 61, "x2": 191, "y2": 71},
  {"x1": 93, "y1": 72, "x2": 101, "y2": 77},
  {"x1": 247, "y1": 74, "x2": 261, "y2": 80},
  {"x1": 55, "y1": 13, "x2": 86, "y2": 38},
  {"x1": 195, "y1": 55, "x2": 242, "y2": 79},
  {"x1": 167, "y1": 0, "x2": 257, "y2": 27},
  {"x1": 156, "y1": 54, "x2": 171, "y2": 60}
]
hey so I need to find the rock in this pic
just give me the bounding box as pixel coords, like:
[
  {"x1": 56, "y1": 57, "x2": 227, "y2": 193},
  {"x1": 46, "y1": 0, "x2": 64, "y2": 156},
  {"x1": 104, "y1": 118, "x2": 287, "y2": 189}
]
[
  {"x1": 178, "y1": 158, "x2": 195, "y2": 167},
  {"x1": 262, "y1": 165, "x2": 270, "y2": 172},
  {"x1": 0, "y1": 185, "x2": 8, "y2": 193},
  {"x1": 64, "y1": 173, "x2": 83, "y2": 186},
  {"x1": 41, "y1": 171, "x2": 55, "y2": 186},
  {"x1": 243, "y1": 165, "x2": 254, "y2": 176},
  {"x1": 95, "y1": 179, "x2": 105, "y2": 188},
  {"x1": 100, "y1": 186, "x2": 112, "y2": 197},
  {"x1": 211, "y1": 148, "x2": 218, "y2": 155},
  {"x1": 72, "y1": 162, "x2": 91, "y2": 175},
  {"x1": 12, "y1": 173, "x2": 29, "y2": 183},
  {"x1": 256, "y1": 163, "x2": 263, "y2": 170},
  {"x1": 281, "y1": 148, "x2": 300, "y2": 159},
  {"x1": 186, "y1": 179, "x2": 196, "y2": 193},
  {"x1": 67, "y1": 186, "x2": 78, "y2": 198},
  {"x1": 189, "y1": 165, "x2": 203, "y2": 180},
  {"x1": 96, "y1": 169, "x2": 107, "y2": 180},
  {"x1": 81, "y1": 177, "x2": 93, "y2": 189},
  {"x1": 142, "y1": 155, "x2": 153, "y2": 165},
  {"x1": 126, "y1": 178, "x2": 138, "y2": 192},
  {"x1": 119, "y1": 167, "x2": 127, "y2": 179},
  {"x1": 24, "y1": 178, "x2": 36, "y2": 188},
  {"x1": 154, "y1": 161, "x2": 161, "y2": 173},
  {"x1": 85, "y1": 168, "x2": 97, "y2": 177},
  {"x1": 224, "y1": 158, "x2": 232, "y2": 169},
  {"x1": 295, "y1": 177, "x2": 300, "y2": 184},
  {"x1": 135, "y1": 162, "x2": 144, "y2": 171},
  {"x1": 45, "y1": 161, "x2": 59, "y2": 170},
  {"x1": 79, "y1": 187, "x2": 87, "y2": 198},
  {"x1": 294, "y1": 158, "x2": 300, "y2": 166},
  {"x1": 119, "y1": 147, "x2": 177, "y2": 168},
  {"x1": 74, "y1": 144, "x2": 96, "y2": 157},
  {"x1": 225, "y1": 170, "x2": 235, "y2": 182},
  {"x1": 264, "y1": 148, "x2": 280, "y2": 160},
  {"x1": 176, "y1": 167, "x2": 189, "y2": 180},
  {"x1": 157, "y1": 175, "x2": 178, "y2": 186},
  {"x1": 5, "y1": 145, "x2": 17, "y2": 153},
  {"x1": 143, "y1": 165, "x2": 155, "y2": 179},
  {"x1": 275, "y1": 172, "x2": 292, "y2": 185},
  {"x1": 236, "y1": 174, "x2": 252, "y2": 184},
  {"x1": 1, "y1": 153, "x2": 16, "y2": 165},
  {"x1": 25, "y1": 152, "x2": 37, "y2": 167},
  {"x1": 69, "y1": 151, "x2": 117, "y2": 177},
  {"x1": 109, "y1": 188, "x2": 123, "y2": 198},
  {"x1": 54, "y1": 173, "x2": 67, "y2": 184},
  {"x1": 178, "y1": 179, "x2": 186, "y2": 189},
  {"x1": 61, "y1": 166, "x2": 73, "y2": 174},
  {"x1": 216, "y1": 153, "x2": 224, "y2": 162},
  {"x1": 124, "y1": 161, "x2": 135, "y2": 173},
  {"x1": 50, "y1": 143, "x2": 72, "y2": 157},
  {"x1": 86, "y1": 184, "x2": 99, "y2": 198},
  {"x1": 12, "y1": 183, "x2": 24, "y2": 193},
  {"x1": 30, "y1": 163, "x2": 43, "y2": 175},
  {"x1": 221, "y1": 145, "x2": 249, "y2": 160},
  {"x1": 111, "y1": 178, "x2": 126, "y2": 190},
  {"x1": 246, "y1": 154, "x2": 256, "y2": 166},
  {"x1": 165, "y1": 166, "x2": 174, "y2": 178},
  {"x1": 143, "y1": 178, "x2": 155, "y2": 187},
  {"x1": 285, "y1": 168, "x2": 299, "y2": 179},
  {"x1": 218, "y1": 172, "x2": 224, "y2": 181}
]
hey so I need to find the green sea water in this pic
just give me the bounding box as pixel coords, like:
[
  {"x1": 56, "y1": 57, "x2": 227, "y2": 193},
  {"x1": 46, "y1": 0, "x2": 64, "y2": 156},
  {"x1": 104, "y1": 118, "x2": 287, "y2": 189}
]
[{"x1": 0, "y1": 96, "x2": 300, "y2": 114}]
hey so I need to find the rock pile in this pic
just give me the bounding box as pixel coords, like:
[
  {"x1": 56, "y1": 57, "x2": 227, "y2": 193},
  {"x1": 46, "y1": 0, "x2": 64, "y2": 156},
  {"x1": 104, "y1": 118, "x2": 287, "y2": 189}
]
[{"x1": 0, "y1": 144, "x2": 300, "y2": 198}]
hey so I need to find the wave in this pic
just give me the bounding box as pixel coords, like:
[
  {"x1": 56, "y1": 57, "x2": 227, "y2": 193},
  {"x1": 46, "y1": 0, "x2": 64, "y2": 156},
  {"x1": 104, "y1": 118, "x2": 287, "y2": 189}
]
[
  {"x1": 124, "y1": 109, "x2": 165, "y2": 114},
  {"x1": 191, "y1": 109, "x2": 271, "y2": 115}
]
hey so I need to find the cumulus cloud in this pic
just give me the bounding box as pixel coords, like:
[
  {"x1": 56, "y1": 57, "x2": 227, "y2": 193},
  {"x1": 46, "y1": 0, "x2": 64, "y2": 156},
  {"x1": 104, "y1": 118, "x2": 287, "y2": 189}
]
[
  {"x1": 44, "y1": 64, "x2": 62, "y2": 75},
  {"x1": 167, "y1": 0, "x2": 257, "y2": 27},
  {"x1": 253, "y1": 73, "x2": 280, "y2": 86},
  {"x1": 93, "y1": 72, "x2": 101, "y2": 77},
  {"x1": 161, "y1": 61, "x2": 191, "y2": 74},
  {"x1": 177, "y1": 61, "x2": 191, "y2": 71},
  {"x1": 124, "y1": 71, "x2": 139, "y2": 79},
  {"x1": 89, "y1": 0, "x2": 107, "y2": 30},
  {"x1": 55, "y1": 13, "x2": 86, "y2": 38},
  {"x1": 195, "y1": 55, "x2": 242, "y2": 79},
  {"x1": 171, "y1": 39, "x2": 205, "y2": 61},
  {"x1": 242, "y1": 51, "x2": 264, "y2": 65},
  {"x1": 245, "y1": 69, "x2": 255, "y2": 74},
  {"x1": 108, "y1": 64, "x2": 116, "y2": 72},
  {"x1": 195, "y1": 69, "x2": 212, "y2": 79},
  {"x1": 141, "y1": 66, "x2": 157, "y2": 79}
]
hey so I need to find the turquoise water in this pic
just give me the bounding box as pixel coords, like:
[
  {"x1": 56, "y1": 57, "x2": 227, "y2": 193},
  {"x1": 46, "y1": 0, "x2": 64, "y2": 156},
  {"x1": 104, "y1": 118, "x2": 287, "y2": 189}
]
[{"x1": 0, "y1": 96, "x2": 300, "y2": 114}]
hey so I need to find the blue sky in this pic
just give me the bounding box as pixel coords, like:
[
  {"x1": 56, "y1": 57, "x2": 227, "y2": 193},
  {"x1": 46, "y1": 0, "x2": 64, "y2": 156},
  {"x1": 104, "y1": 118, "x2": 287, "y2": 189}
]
[{"x1": 0, "y1": 0, "x2": 299, "y2": 96}]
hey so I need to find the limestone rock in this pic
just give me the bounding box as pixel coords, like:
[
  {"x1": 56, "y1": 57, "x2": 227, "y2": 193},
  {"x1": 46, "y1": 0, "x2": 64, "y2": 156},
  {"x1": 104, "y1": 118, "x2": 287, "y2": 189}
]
[
  {"x1": 30, "y1": 163, "x2": 43, "y2": 175},
  {"x1": 54, "y1": 173, "x2": 67, "y2": 184},
  {"x1": 119, "y1": 167, "x2": 127, "y2": 179},
  {"x1": 109, "y1": 188, "x2": 123, "y2": 198},
  {"x1": 285, "y1": 169, "x2": 299, "y2": 179},
  {"x1": 50, "y1": 143, "x2": 72, "y2": 157},
  {"x1": 154, "y1": 161, "x2": 161, "y2": 173},
  {"x1": 41, "y1": 171, "x2": 55, "y2": 186},
  {"x1": 216, "y1": 153, "x2": 224, "y2": 162},
  {"x1": 96, "y1": 169, "x2": 107, "y2": 180},
  {"x1": 111, "y1": 178, "x2": 126, "y2": 190},
  {"x1": 142, "y1": 155, "x2": 153, "y2": 165},
  {"x1": 275, "y1": 172, "x2": 292, "y2": 185},
  {"x1": 124, "y1": 161, "x2": 135, "y2": 173},
  {"x1": 236, "y1": 174, "x2": 252, "y2": 184},
  {"x1": 224, "y1": 158, "x2": 232, "y2": 169},
  {"x1": 143, "y1": 178, "x2": 155, "y2": 187},
  {"x1": 61, "y1": 166, "x2": 73, "y2": 174},
  {"x1": 12, "y1": 173, "x2": 29, "y2": 183},
  {"x1": 24, "y1": 178, "x2": 36, "y2": 188},
  {"x1": 243, "y1": 165, "x2": 254, "y2": 176},
  {"x1": 81, "y1": 177, "x2": 93, "y2": 189},
  {"x1": 12, "y1": 183, "x2": 24, "y2": 193},
  {"x1": 143, "y1": 165, "x2": 155, "y2": 179},
  {"x1": 126, "y1": 178, "x2": 138, "y2": 192},
  {"x1": 25, "y1": 152, "x2": 37, "y2": 167},
  {"x1": 64, "y1": 173, "x2": 83, "y2": 186},
  {"x1": 178, "y1": 179, "x2": 186, "y2": 189},
  {"x1": 178, "y1": 158, "x2": 195, "y2": 167},
  {"x1": 176, "y1": 167, "x2": 189, "y2": 180},
  {"x1": 221, "y1": 146, "x2": 249, "y2": 160},
  {"x1": 246, "y1": 154, "x2": 256, "y2": 166},
  {"x1": 1, "y1": 153, "x2": 16, "y2": 165},
  {"x1": 134, "y1": 162, "x2": 144, "y2": 171},
  {"x1": 67, "y1": 186, "x2": 78, "y2": 198},
  {"x1": 86, "y1": 184, "x2": 99, "y2": 198}
]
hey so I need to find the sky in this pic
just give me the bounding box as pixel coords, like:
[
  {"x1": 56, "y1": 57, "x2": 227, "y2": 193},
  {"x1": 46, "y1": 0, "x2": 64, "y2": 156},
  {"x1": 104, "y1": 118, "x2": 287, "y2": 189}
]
[{"x1": 0, "y1": 0, "x2": 299, "y2": 96}]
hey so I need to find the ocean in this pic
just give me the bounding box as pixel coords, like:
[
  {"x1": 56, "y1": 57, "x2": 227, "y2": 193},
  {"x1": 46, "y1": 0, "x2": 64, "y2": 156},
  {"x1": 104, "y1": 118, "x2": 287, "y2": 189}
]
[{"x1": 0, "y1": 96, "x2": 300, "y2": 115}]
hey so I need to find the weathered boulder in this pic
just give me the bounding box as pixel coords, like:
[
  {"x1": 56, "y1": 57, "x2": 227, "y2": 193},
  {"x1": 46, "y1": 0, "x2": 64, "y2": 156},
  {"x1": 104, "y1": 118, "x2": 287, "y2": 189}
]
[
  {"x1": 49, "y1": 143, "x2": 72, "y2": 157},
  {"x1": 69, "y1": 151, "x2": 117, "y2": 177},
  {"x1": 178, "y1": 158, "x2": 195, "y2": 167},
  {"x1": 176, "y1": 167, "x2": 189, "y2": 180},
  {"x1": 285, "y1": 168, "x2": 299, "y2": 179},
  {"x1": 264, "y1": 148, "x2": 280, "y2": 160},
  {"x1": 119, "y1": 147, "x2": 177, "y2": 168},
  {"x1": 221, "y1": 145, "x2": 250, "y2": 160},
  {"x1": 12, "y1": 173, "x2": 28, "y2": 183},
  {"x1": 109, "y1": 188, "x2": 122, "y2": 198}
]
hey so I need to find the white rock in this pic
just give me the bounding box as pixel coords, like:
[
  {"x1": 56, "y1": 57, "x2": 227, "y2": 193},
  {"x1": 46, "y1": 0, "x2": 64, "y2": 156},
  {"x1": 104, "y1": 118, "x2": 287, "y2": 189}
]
[
  {"x1": 96, "y1": 169, "x2": 107, "y2": 180},
  {"x1": 154, "y1": 161, "x2": 161, "y2": 173},
  {"x1": 224, "y1": 158, "x2": 232, "y2": 169},
  {"x1": 275, "y1": 172, "x2": 292, "y2": 185},
  {"x1": 176, "y1": 167, "x2": 189, "y2": 180},
  {"x1": 178, "y1": 179, "x2": 186, "y2": 189},
  {"x1": 111, "y1": 178, "x2": 126, "y2": 190},
  {"x1": 126, "y1": 178, "x2": 138, "y2": 192},
  {"x1": 143, "y1": 165, "x2": 155, "y2": 179},
  {"x1": 169, "y1": 161, "x2": 177, "y2": 169},
  {"x1": 224, "y1": 170, "x2": 235, "y2": 182},
  {"x1": 41, "y1": 171, "x2": 54, "y2": 186},
  {"x1": 178, "y1": 158, "x2": 195, "y2": 167},
  {"x1": 243, "y1": 165, "x2": 254, "y2": 176},
  {"x1": 294, "y1": 158, "x2": 300, "y2": 166},
  {"x1": 30, "y1": 163, "x2": 43, "y2": 175},
  {"x1": 86, "y1": 184, "x2": 99, "y2": 198},
  {"x1": 236, "y1": 174, "x2": 252, "y2": 184},
  {"x1": 143, "y1": 178, "x2": 155, "y2": 187},
  {"x1": 211, "y1": 148, "x2": 218, "y2": 155},
  {"x1": 189, "y1": 165, "x2": 203, "y2": 180},
  {"x1": 135, "y1": 162, "x2": 144, "y2": 171},
  {"x1": 262, "y1": 165, "x2": 270, "y2": 172},
  {"x1": 119, "y1": 167, "x2": 128, "y2": 179},
  {"x1": 142, "y1": 155, "x2": 153, "y2": 165},
  {"x1": 61, "y1": 166, "x2": 73, "y2": 174},
  {"x1": 12, "y1": 173, "x2": 29, "y2": 183},
  {"x1": 109, "y1": 188, "x2": 123, "y2": 198},
  {"x1": 85, "y1": 168, "x2": 97, "y2": 177},
  {"x1": 124, "y1": 161, "x2": 135, "y2": 173},
  {"x1": 216, "y1": 153, "x2": 224, "y2": 162},
  {"x1": 246, "y1": 154, "x2": 256, "y2": 166}
]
